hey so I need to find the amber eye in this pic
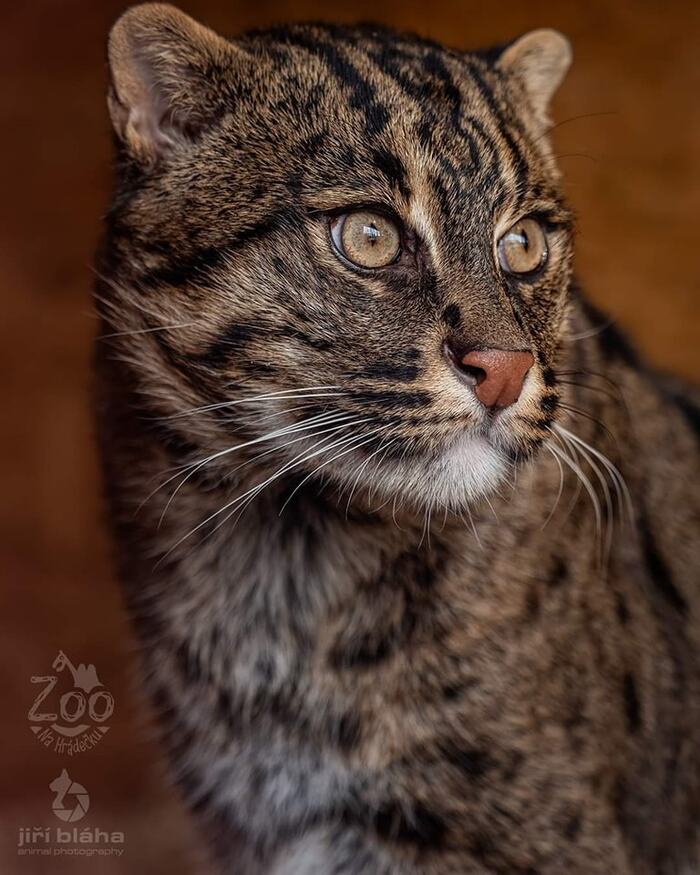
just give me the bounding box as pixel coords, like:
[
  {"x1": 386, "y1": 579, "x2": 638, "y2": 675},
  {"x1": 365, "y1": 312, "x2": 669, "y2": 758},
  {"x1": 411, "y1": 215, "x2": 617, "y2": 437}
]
[
  {"x1": 330, "y1": 210, "x2": 401, "y2": 269},
  {"x1": 497, "y1": 217, "x2": 548, "y2": 276}
]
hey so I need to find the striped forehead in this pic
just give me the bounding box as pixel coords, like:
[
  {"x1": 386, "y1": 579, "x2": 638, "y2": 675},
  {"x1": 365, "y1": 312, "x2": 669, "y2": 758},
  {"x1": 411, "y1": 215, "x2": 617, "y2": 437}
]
[{"x1": 261, "y1": 27, "x2": 539, "y2": 225}]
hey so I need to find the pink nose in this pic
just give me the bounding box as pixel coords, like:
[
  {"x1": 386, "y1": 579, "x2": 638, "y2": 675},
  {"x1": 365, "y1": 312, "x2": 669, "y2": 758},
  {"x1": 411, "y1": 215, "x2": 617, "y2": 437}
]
[{"x1": 458, "y1": 348, "x2": 534, "y2": 409}]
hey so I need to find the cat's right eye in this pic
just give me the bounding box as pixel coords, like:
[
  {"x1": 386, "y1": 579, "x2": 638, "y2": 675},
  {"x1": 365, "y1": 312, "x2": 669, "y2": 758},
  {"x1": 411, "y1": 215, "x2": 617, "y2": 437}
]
[
  {"x1": 497, "y1": 217, "x2": 549, "y2": 277},
  {"x1": 329, "y1": 210, "x2": 401, "y2": 269}
]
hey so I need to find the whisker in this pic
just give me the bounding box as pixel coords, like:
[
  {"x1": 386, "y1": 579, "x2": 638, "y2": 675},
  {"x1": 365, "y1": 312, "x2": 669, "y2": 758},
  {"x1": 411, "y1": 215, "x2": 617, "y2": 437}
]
[
  {"x1": 534, "y1": 110, "x2": 618, "y2": 144},
  {"x1": 564, "y1": 318, "x2": 615, "y2": 342},
  {"x1": 555, "y1": 369, "x2": 626, "y2": 401},
  {"x1": 556, "y1": 426, "x2": 614, "y2": 560},
  {"x1": 418, "y1": 504, "x2": 433, "y2": 550},
  {"x1": 555, "y1": 424, "x2": 633, "y2": 523},
  {"x1": 558, "y1": 402, "x2": 618, "y2": 445},
  {"x1": 541, "y1": 444, "x2": 565, "y2": 531},
  {"x1": 458, "y1": 504, "x2": 482, "y2": 549},
  {"x1": 556, "y1": 379, "x2": 623, "y2": 407},
  {"x1": 341, "y1": 436, "x2": 396, "y2": 517},
  {"x1": 279, "y1": 427, "x2": 391, "y2": 516},
  {"x1": 391, "y1": 492, "x2": 407, "y2": 532},
  {"x1": 159, "y1": 419, "x2": 377, "y2": 560},
  {"x1": 99, "y1": 321, "x2": 201, "y2": 339},
  {"x1": 365, "y1": 441, "x2": 399, "y2": 514},
  {"x1": 483, "y1": 493, "x2": 500, "y2": 524},
  {"x1": 212, "y1": 427, "x2": 364, "y2": 539},
  {"x1": 233, "y1": 401, "x2": 331, "y2": 427},
  {"x1": 547, "y1": 437, "x2": 602, "y2": 552},
  {"x1": 145, "y1": 410, "x2": 355, "y2": 517},
  {"x1": 163, "y1": 387, "x2": 343, "y2": 421}
]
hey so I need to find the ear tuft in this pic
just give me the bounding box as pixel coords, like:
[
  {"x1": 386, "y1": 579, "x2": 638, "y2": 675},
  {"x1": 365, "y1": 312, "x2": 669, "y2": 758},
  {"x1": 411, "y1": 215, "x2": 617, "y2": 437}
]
[
  {"x1": 497, "y1": 29, "x2": 572, "y2": 127},
  {"x1": 107, "y1": 3, "x2": 236, "y2": 164}
]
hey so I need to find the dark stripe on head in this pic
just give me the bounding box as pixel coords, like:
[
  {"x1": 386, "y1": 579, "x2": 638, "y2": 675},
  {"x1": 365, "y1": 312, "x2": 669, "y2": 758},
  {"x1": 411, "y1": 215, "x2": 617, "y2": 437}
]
[
  {"x1": 142, "y1": 414, "x2": 200, "y2": 462},
  {"x1": 463, "y1": 61, "x2": 530, "y2": 198},
  {"x1": 138, "y1": 212, "x2": 291, "y2": 290},
  {"x1": 349, "y1": 388, "x2": 432, "y2": 409},
  {"x1": 372, "y1": 147, "x2": 410, "y2": 198},
  {"x1": 198, "y1": 322, "x2": 260, "y2": 369},
  {"x1": 423, "y1": 50, "x2": 463, "y2": 128},
  {"x1": 276, "y1": 324, "x2": 334, "y2": 351},
  {"x1": 297, "y1": 130, "x2": 329, "y2": 160},
  {"x1": 430, "y1": 172, "x2": 456, "y2": 220},
  {"x1": 463, "y1": 114, "x2": 507, "y2": 207},
  {"x1": 539, "y1": 393, "x2": 559, "y2": 414},
  {"x1": 334, "y1": 711, "x2": 363, "y2": 751},
  {"x1": 542, "y1": 367, "x2": 557, "y2": 387},
  {"x1": 349, "y1": 359, "x2": 421, "y2": 382},
  {"x1": 280, "y1": 32, "x2": 390, "y2": 138},
  {"x1": 140, "y1": 245, "x2": 226, "y2": 290},
  {"x1": 441, "y1": 303, "x2": 462, "y2": 329}
]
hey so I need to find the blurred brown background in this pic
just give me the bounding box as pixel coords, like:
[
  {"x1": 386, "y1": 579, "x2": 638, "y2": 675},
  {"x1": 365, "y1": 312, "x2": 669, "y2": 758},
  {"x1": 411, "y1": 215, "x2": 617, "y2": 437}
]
[{"x1": 1, "y1": 0, "x2": 698, "y2": 872}]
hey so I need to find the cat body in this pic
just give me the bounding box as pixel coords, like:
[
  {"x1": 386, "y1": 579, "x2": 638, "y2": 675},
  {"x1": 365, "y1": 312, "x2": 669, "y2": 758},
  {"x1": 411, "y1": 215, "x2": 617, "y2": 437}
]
[{"x1": 95, "y1": 6, "x2": 700, "y2": 872}]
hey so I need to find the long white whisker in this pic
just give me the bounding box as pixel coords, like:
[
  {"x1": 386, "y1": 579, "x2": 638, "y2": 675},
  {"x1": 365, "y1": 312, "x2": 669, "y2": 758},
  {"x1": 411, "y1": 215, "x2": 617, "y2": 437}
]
[
  {"x1": 561, "y1": 428, "x2": 614, "y2": 559},
  {"x1": 278, "y1": 427, "x2": 390, "y2": 516},
  {"x1": 159, "y1": 419, "x2": 376, "y2": 559},
  {"x1": 364, "y1": 442, "x2": 399, "y2": 515},
  {"x1": 147, "y1": 410, "x2": 354, "y2": 517},
  {"x1": 233, "y1": 401, "x2": 330, "y2": 427},
  {"x1": 343, "y1": 436, "x2": 397, "y2": 516},
  {"x1": 340, "y1": 436, "x2": 390, "y2": 516},
  {"x1": 99, "y1": 321, "x2": 201, "y2": 339},
  {"x1": 219, "y1": 427, "x2": 376, "y2": 535},
  {"x1": 483, "y1": 493, "x2": 500, "y2": 524},
  {"x1": 555, "y1": 424, "x2": 633, "y2": 523},
  {"x1": 187, "y1": 426, "x2": 364, "y2": 549},
  {"x1": 547, "y1": 440, "x2": 602, "y2": 551},
  {"x1": 164, "y1": 388, "x2": 343, "y2": 421},
  {"x1": 541, "y1": 444, "x2": 565, "y2": 530},
  {"x1": 227, "y1": 419, "x2": 365, "y2": 481},
  {"x1": 391, "y1": 492, "x2": 407, "y2": 532},
  {"x1": 459, "y1": 504, "x2": 482, "y2": 548}
]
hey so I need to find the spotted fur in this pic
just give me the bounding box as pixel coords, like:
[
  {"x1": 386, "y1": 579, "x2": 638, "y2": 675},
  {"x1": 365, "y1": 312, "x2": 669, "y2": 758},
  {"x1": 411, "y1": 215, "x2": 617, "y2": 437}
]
[{"x1": 95, "y1": 5, "x2": 700, "y2": 873}]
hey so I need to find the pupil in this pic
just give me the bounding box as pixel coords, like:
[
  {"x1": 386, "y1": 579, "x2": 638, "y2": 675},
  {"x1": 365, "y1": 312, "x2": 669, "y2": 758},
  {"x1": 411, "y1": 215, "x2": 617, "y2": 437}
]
[{"x1": 363, "y1": 223, "x2": 379, "y2": 247}]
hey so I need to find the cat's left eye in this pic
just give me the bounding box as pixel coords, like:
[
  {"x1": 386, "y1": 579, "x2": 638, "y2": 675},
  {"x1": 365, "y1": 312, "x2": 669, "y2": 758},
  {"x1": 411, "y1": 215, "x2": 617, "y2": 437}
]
[
  {"x1": 329, "y1": 210, "x2": 401, "y2": 269},
  {"x1": 497, "y1": 217, "x2": 548, "y2": 276}
]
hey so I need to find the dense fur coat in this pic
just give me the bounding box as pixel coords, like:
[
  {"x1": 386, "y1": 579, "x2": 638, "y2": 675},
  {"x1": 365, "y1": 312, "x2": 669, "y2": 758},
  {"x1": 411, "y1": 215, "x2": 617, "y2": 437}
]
[{"x1": 94, "y1": 5, "x2": 700, "y2": 873}]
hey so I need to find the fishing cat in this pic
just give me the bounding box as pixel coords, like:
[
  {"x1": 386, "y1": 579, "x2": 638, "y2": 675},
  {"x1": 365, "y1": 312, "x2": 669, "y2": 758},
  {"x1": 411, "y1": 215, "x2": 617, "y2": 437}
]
[{"x1": 94, "y1": 4, "x2": 700, "y2": 873}]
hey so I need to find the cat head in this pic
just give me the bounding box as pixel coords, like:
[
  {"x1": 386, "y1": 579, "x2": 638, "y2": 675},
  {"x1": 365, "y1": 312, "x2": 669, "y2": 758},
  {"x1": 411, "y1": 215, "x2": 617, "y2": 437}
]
[{"x1": 99, "y1": 4, "x2": 573, "y2": 513}]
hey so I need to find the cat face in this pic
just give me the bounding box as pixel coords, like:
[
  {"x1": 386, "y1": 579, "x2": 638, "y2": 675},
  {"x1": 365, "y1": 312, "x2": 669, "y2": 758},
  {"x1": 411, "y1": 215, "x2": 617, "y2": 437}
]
[{"x1": 100, "y1": 5, "x2": 574, "y2": 511}]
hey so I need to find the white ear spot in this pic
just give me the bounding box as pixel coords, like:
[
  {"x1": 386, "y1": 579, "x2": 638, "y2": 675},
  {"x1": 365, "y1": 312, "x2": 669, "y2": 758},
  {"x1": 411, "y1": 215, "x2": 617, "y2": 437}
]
[{"x1": 497, "y1": 29, "x2": 572, "y2": 127}]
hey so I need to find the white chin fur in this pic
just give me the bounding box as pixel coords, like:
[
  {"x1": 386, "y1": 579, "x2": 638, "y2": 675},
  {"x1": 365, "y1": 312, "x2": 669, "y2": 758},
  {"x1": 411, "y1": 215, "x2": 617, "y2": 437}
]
[{"x1": 370, "y1": 432, "x2": 508, "y2": 511}]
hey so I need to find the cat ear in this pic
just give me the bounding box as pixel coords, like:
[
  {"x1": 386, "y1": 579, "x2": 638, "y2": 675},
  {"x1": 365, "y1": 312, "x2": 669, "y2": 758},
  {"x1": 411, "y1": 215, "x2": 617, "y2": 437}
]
[
  {"x1": 496, "y1": 29, "x2": 572, "y2": 127},
  {"x1": 107, "y1": 3, "x2": 238, "y2": 164}
]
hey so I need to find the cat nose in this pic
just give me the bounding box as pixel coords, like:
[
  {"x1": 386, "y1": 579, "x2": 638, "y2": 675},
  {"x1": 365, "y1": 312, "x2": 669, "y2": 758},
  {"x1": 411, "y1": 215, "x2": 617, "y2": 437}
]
[{"x1": 448, "y1": 346, "x2": 534, "y2": 409}]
